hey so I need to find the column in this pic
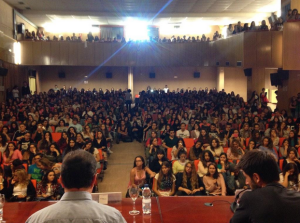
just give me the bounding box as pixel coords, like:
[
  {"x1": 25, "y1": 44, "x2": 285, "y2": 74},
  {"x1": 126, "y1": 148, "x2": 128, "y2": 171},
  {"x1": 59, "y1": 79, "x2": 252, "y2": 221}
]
[{"x1": 128, "y1": 66, "x2": 133, "y2": 95}]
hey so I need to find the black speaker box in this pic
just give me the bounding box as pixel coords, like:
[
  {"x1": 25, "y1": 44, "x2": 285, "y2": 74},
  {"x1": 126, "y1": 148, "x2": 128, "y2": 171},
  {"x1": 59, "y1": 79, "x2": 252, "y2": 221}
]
[
  {"x1": 149, "y1": 72, "x2": 155, "y2": 78},
  {"x1": 29, "y1": 70, "x2": 36, "y2": 78},
  {"x1": 216, "y1": 62, "x2": 220, "y2": 66},
  {"x1": 277, "y1": 69, "x2": 289, "y2": 80},
  {"x1": 58, "y1": 72, "x2": 66, "y2": 78},
  {"x1": 17, "y1": 24, "x2": 25, "y2": 34},
  {"x1": 244, "y1": 68, "x2": 252, "y2": 77},
  {"x1": 226, "y1": 62, "x2": 230, "y2": 66},
  {"x1": 0, "y1": 67, "x2": 8, "y2": 76},
  {"x1": 193, "y1": 72, "x2": 200, "y2": 78},
  {"x1": 106, "y1": 72, "x2": 112, "y2": 78},
  {"x1": 270, "y1": 73, "x2": 281, "y2": 86},
  {"x1": 237, "y1": 61, "x2": 242, "y2": 67}
]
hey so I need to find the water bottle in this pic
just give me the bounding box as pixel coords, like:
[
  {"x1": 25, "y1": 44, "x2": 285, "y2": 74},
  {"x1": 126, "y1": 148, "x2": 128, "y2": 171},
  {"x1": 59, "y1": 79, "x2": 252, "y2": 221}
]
[
  {"x1": 142, "y1": 184, "x2": 151, "y2": 214},
  {"x1": 0, "y1": 202, "x2": 3, "y2": 220}
]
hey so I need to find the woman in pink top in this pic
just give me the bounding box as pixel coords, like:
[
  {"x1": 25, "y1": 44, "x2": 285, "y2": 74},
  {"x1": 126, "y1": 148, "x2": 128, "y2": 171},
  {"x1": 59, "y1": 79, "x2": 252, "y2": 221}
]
[
  {"x1": 127, "y1": 156, "x2": 155, "y2": 197},
  {"x1": 3, "y1": 142, "x2": 23, "y2": 166},
  {"x1": 203, "y1": 163, "x2": 226, "y2": 196},
  {"x1": 3, "y1": 142, "x2": 23, "y2": 177}
]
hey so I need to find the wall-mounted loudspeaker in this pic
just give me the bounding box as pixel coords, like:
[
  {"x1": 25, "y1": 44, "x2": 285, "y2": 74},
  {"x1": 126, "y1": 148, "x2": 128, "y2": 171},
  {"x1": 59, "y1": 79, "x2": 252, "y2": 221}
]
[
  {"x1": 58, "y1": 72, "x2": 66, "y2": 78},
  {"x1": 0, "y1": 67, "x2": 8, "y2": 76},
  {"x1": 28, "y1": 70, "x2": 36, "y2": 78},
  {"x1": 226, "y1": 62, "x2": 230, "y2": 66},
  {"x1": 277, "y1": 68, "x2": 289, "y2": 80},
  {"x1": 270, "y1": 73, "x2": 281, "y2": 86},
  {"x1": 216, "y1": 62, "x2": 220, "y2": 66},
  {"x1": 237, "y1": 61, "x2": 242, "y2": 67},
  {"x1": 193, "y1": 72, "x2": 200, "y2": 78},
  {"x1": 106, "y1": 72, "x2": 112, "y2": 78},
  {"x1": 149, "y1": 72, "x2": 156, "y2": 78},
  {"x1": 17, "y1": 24, "x2": 25, "y2": 34},
  {"x1": 244, "y1": 68, "x2": 252, "y2": 77},
  {"x1": 270, "y1": 69, "x2": 289, "y2": 87}
]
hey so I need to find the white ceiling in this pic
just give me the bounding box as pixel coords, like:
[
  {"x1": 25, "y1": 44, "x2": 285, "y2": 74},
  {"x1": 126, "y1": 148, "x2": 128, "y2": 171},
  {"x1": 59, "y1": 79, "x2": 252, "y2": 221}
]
[{"x1": 4, "y1": 0, "x2": 279, "y2": 26}]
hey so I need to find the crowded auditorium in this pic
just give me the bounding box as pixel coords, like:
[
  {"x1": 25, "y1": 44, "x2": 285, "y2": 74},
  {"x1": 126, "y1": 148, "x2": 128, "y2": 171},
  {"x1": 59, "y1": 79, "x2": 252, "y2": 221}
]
[{"x1": 0, "y1": 0, "x2": 300, "y2": 222}]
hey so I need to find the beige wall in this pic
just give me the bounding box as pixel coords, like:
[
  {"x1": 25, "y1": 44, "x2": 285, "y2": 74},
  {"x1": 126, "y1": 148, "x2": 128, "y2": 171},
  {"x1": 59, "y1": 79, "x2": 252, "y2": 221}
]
[
  {"x1": 43, "y1": 31, "x2": 99, "y2": 42},
  {"x1": 160, "y1": 25, "x2": 221, "y2": 40},
  {"x1": 223, "y1": 67, "x2": 247, "y2": 100},
  {"x1": 251, "y1": 68, "x2": 277, "y2": 94},
  {"x1": 291, "y1": 0, "x2": 300, "y2": 10},
  {"x1": 16, "y1": 14, "x2": 37, "y2": 41},
  {"x1": 39, "y1": 66, "x2": 128, "y2": 92},
  {"x1": 217, "y1": 67, "x2": 224, "y2": 91},
  {"x1": 133, "y1": 66, "x2": 218, "y2": 96},
  {"x1": 0, "y1": 0, "x2": 14, "y2": 38}
]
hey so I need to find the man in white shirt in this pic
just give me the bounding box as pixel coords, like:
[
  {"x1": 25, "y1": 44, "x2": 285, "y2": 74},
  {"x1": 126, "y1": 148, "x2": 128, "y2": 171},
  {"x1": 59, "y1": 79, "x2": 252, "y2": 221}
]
[
  {"x1": 176, "y1": 123, "x2": 190, "y2": 138},
  {"x1": 26, "y1": 150, "x2": 126, "y2": 223}
]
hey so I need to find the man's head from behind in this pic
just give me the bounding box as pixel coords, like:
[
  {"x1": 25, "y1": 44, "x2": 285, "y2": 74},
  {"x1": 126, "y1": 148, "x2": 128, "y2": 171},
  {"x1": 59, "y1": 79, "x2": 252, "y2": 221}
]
[
  {"x1": 237, "y1": 150, "x2": 279, "y2": 190},
  {"x1": 61, "y1": 150, "x2": 97, "y2": 190}
]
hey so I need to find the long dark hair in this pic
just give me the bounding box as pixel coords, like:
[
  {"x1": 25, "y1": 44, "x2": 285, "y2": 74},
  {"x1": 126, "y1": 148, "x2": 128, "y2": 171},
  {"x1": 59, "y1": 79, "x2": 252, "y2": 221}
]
[
  {"x1": 206, "y1": 162, "x2": 219, "y2": 179},
  {"x1": 133, "y1": 156, "x2": 146, "y2": 169},
  {"x1": 288, "y1": 130, "x2": 298, "y2": 146},
  {"x1": 157, "y1": 161, "x2": 172, "y2": 187},
  {"x1": 4, "y1": 142, "x2": 16, "y2": 158},
  {"x1": 41, "y1": 170, "x2": 58, "y2": 188},
  {"x1": 154, "y1": 149, "x2": 168, "y2": 162},
  {"x1": 201, "y1": 150, "x2": 214, "y2": 167},
  {"x1": 0, "y1": 133, "x2": 7, "y2": 147},
  {"x1": 283, "y1": 163, "x2": 299, "y2": 186},
  {"x1": 83, "y1": 140, "x2": 94, "y2": 154}
]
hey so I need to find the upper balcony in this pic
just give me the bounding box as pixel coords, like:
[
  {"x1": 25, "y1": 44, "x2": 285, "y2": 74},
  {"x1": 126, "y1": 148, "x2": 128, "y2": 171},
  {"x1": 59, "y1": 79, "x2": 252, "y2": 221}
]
[{"x1": 17, "y1": 29, "x2": 289, "y2": 69}]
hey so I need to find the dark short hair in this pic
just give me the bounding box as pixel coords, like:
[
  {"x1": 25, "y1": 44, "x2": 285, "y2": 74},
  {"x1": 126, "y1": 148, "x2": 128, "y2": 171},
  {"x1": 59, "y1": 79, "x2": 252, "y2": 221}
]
[
  {"x1": 61, "y1": 150, "x2": 97, "y2": 189},
  {"x1": 237, "y1": 150, "x2": 279, "y2": 183}
]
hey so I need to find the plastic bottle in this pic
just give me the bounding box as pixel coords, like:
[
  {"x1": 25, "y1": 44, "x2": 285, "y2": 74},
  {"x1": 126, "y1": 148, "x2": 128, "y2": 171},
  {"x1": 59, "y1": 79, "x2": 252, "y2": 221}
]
[{"x1": 142, "y1": 184, "x2": 151, "y2": 214}]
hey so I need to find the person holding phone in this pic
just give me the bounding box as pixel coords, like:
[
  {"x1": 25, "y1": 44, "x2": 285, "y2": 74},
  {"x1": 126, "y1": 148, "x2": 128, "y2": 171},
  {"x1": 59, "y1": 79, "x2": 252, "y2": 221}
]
[{"x1": 171, "y1": 138, "x2": 187, "y2": 160}]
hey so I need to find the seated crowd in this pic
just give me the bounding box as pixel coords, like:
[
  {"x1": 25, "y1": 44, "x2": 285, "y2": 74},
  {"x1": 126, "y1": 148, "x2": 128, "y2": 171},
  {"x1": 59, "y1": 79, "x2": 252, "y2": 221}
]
[
  {"x1": 0, "y1": 85, "x2": 299, "y2": 202},
  {"x1": 127, "y1": 87, "x2": 300, "y2": 196}
]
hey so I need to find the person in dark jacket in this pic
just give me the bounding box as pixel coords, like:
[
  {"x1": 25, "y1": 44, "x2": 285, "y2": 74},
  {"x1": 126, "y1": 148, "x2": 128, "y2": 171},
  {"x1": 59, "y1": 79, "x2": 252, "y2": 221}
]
[{"x1": 230, "y1": 150, "x2": 300, "y2": 223}]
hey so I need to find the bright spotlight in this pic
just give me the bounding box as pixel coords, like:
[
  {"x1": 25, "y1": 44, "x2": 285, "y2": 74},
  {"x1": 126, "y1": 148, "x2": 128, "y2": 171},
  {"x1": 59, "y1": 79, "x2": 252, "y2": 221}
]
[{"x1": 126, "y1": 19, "x2": 149, "y2": 41}]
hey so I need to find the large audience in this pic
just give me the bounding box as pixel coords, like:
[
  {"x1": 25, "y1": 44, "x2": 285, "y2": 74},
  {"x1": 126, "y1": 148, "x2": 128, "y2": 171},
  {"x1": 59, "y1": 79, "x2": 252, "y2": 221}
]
[{"x1": 0, "y1": 81, "x2": 299, "y2": 202}]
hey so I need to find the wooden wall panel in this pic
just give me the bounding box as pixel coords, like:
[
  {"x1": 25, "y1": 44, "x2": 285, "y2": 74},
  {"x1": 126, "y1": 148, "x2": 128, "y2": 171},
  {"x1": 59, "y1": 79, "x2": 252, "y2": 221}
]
[
  {"x1": 68, "y1": 42, "x2": 78, "y2": 65},
  {"x1": 283, "y1": 22, "x2": 300, "y2": 70},
  {"x1": 256, "y1": 32, "x2": 272, "y2": 67},
  {"x1": 50, "y1": 42, "x2": 60, "y2": 65},
  {"x1": 59, "y1": 42, "x2": 69, "y2": 65},
  {"x1": 271, "y1": 31, "x2": 283, "y2": 68},
  {"x1": 41, "y1": 42, "x2": 51, "y2": 65},
  {"x1": 244, "y1": 32, "x2": 257, "y2": 68},
  {"x1": 235, "y1": 34, "x2": 244, "y2": 65},
  {"x1": 78, "y1": 42, "x2": 94, "y2": 66},
  {"x1": 102, "y1": 43, "x2": 112, "y2": 66},
  {"x1": 227, "y1": 37, "x2": 235, "y2": 66},
  {"x1": 32, "y1": 41, "x2": 42, "y2": 65},
  {"x1": 94, "y1": 43, "x2": 103, "y2": 65}
]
